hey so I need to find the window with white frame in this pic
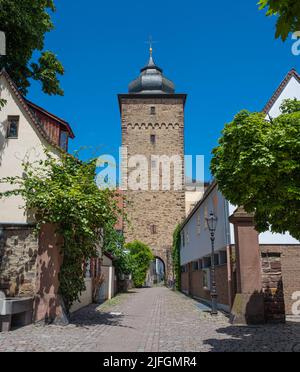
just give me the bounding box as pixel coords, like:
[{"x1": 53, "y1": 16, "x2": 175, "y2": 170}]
[
  {"x1": 204, "y1": 205, "x2": 209, "y2": 229},
  {"x1": 7, "y1": 116, "x2": 19, "y2": 138},
  {"x1": 181, "y1": 265, "x2": 188, "y2": 273},
  {"x1": 192, "y1": 261, "x2": 199, "y2": 271},
  {"x1": 182, "y1": 231, "x2": 185, "y2": 247},
  {"x1": 219, "y1": 251, "x2": 227, "y2": 265},
  {"x1": 213, "y1": 253, "x2": 219, "y2": 266},
  {"x1": 203, "y1": 268, "x2": 211, "y2": 290},
  {"x1": 199, "y1": 259, "x2": 203, "y2": 270},
  {"x1": 85, "y1": 259, "x2": 91, "y2": 278},
  {"x1": 59, "y1": 130, "x2": 68, "y2": 151},
  {"x1": 186, "y1": 229, "x2": 190, "y2": 244},
  {"x1": 203, "y1": 256, "x2": 211, "y2": 268}
]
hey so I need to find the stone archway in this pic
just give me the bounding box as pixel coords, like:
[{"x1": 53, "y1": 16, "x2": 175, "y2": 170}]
[
  {"x1": 146, "y1": 256, "x2": 167, "y2": 287},
  {"x1": 152, "y1": 247, "x2": 173, "y2": 282},
  {"x1": 154, "y1": 256, "x2": 166, "y2": 284}
]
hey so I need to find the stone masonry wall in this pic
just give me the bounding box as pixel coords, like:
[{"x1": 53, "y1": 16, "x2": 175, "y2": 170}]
[
  {"x1": 181, "y1": 264, "x2": 230, "y2": 306},
  {"x1": 261, "y1": 245, "x2": 300, "y2": 316},
  {"x1": 121, "y1": 98, "x2": 186, "y2": 280},
  {"x1": 261, "y1": 252, "x2": 285, "y2": 323},
  {"x1": 215, "y1": 265, "x2": 230, "y2": 306},
  {"x1": 0, "y1": 225, "x2": 38, "y2": 297}
]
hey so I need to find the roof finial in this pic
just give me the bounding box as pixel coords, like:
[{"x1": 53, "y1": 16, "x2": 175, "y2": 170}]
[{"x1": 146, "y1": 35, "x2": 156, "y2": 58}]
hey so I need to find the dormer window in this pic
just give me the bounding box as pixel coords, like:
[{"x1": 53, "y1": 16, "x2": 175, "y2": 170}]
[
  {"x1": 59, "y1": 130, "x2": 68, "y2": 151},
  {"x1": 7, "y1": 116, "x2": 19, "y2": 138}
]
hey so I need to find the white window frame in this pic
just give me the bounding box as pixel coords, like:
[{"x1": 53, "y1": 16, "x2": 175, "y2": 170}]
[{"x1": 203, "y1": 268, "x2": 211, "y2": 290}]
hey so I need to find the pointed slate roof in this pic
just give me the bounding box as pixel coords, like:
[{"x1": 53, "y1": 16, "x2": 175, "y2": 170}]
[{"x1": 128, "y1": 51, "x2": 175, "y2": 94}]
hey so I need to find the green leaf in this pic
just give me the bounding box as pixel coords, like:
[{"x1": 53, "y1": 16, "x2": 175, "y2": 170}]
[
  {"x1": 0, "y1": 0, "x2": 64, "y2": 96},
  {"x1": 211, "y1": 99, "x2": 300, "y2": 241}
]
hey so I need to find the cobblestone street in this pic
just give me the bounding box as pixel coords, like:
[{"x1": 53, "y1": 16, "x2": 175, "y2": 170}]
[{"x1": 1, "y1": 287, "x2": 300, "y2": 352}]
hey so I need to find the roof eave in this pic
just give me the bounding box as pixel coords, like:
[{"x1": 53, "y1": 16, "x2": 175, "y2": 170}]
[
  {"x1": 118, "y1": 93, "x2": 187, "y2": 113},
  {"x1": 262, "y1": 68, "x2": 300, "y2": 114},
  {"x1": 25, "y1": 99, "x2": 75, "y2": 139},
  {"x1": 0, "y1": 69, "x2": 74, "y2": 152},
  {"x1": 180, "y1": 180, "x2": 218, "y2": 232}
]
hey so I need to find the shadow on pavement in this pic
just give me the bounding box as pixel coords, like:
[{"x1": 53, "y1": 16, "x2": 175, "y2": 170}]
[
  {"x1": 203, "y1": 321, "x2": 300, "y2": 352},
  {"x1": 69, "y1": 304, "x2": 133, "y2": 329}
]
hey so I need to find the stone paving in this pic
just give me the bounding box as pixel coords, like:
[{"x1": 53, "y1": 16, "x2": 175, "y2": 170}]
[{"x1": 1, "y1": 287, "x2": 300, "y2": 352}]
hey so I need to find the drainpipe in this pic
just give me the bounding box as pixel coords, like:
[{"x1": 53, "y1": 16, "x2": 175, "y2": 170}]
[
  {"x1": 108, "y1": 266, "x2": 113, "y2": 300},
  {"x1": 224, "y1": 199, "x2": 233, "y2": 307}
]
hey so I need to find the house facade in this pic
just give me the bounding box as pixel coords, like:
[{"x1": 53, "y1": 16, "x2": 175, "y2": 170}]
[
  {"x1": 0, "y1": 70, "x2": 97, "y2": 325},
  {"x1": 180, "y1": 69, "x2": 300, "y2": 322},
  {"x1": 0, "y1": 69, "x2": 75, "y2": 302},
  {"x1": 181, "y1": 182, "x2": 232, "y2": 312},
  {"x1": 0, "y1": 70, "x2": 118, "y2": 326},
  {"x1": 0, "y1": 69, "x2": 74, "y2": 224},
  {"x1": 98, "y1": 253, "x2": 117, "y2": 303}
]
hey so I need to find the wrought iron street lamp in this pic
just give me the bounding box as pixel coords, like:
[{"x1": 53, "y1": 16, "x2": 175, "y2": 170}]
[{"x1": 206, "y1": 212, "x2": 218, "y2": 316}]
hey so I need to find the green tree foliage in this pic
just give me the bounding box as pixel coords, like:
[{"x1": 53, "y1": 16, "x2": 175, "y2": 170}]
[
  {"x1": 0, "y1": 152, "x2": 122, "y2": 311},
  {"x1": 0, "y1": 97, "x2": 6, "y2": 110},
  {"x1": 211, "y1": 99, "x2": 300, "y2": 241},
  {"x1": 259, "y1": 0, "x2": 300, "y2": 41},
  {"x1": 172, "y1": 224, "x2": 181, "y2": 291},
  {"x1": 0, "y1": 0, "x2": 64, "y2": 96},
  {"x1": 103, "y1": 224, "x2": 133, "y2": 276},
  {"x1": 125, "y1": 241, "x2": 154, "y2": 288},
  {"x1": 280, "y1": 97, "x2": 300, "y2": 113}
]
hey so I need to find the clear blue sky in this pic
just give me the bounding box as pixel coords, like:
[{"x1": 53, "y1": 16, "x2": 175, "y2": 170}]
[{"x1": 27, "y1": 0, "x2": 300, "y2": 181}]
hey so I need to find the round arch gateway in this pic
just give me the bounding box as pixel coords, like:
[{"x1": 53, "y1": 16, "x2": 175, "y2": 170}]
[{"x1": 146, "y1": 256, "x2": 166, "y2": 287}]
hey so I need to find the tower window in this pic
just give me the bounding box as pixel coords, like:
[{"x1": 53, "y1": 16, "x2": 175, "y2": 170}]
[
  {"x1": 7, "y1": 116, "x2": 19, "y2": 138},
  {"x1": 150, "y1": 134, "x2": 156, "y2": 144},
  {"x1": 150, "y1": 224, "x2": 157, "y2": 234},
  {"x1": 150, "y1": 106, "x2": 156, "y2": 115}
]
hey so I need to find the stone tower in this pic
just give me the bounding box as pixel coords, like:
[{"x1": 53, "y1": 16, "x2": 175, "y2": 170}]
[{"x1": 118, "y1": 50, "x2": 186, "y2": 281}]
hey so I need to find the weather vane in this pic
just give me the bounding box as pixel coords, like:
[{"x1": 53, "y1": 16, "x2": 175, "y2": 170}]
[{"x1": 145, "y1": 35, "x2": 157, "y2": 56}]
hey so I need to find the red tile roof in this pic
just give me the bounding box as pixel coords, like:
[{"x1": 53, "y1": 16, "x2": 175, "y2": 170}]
[
  {"x1": 25, "y1": 99, "x2": 75, "y2": 139},
  {"x1": 0, "y1": 68, "x2": 75, "y2": 150}
]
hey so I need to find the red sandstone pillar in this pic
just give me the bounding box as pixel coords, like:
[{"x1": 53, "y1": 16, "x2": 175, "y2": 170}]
[
  {"x1": 229, "y1": 207, "x2": 265, "y2": 324},
  {"x1": 34, "y1": 224, "x2": 67, "y2": 324}
]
